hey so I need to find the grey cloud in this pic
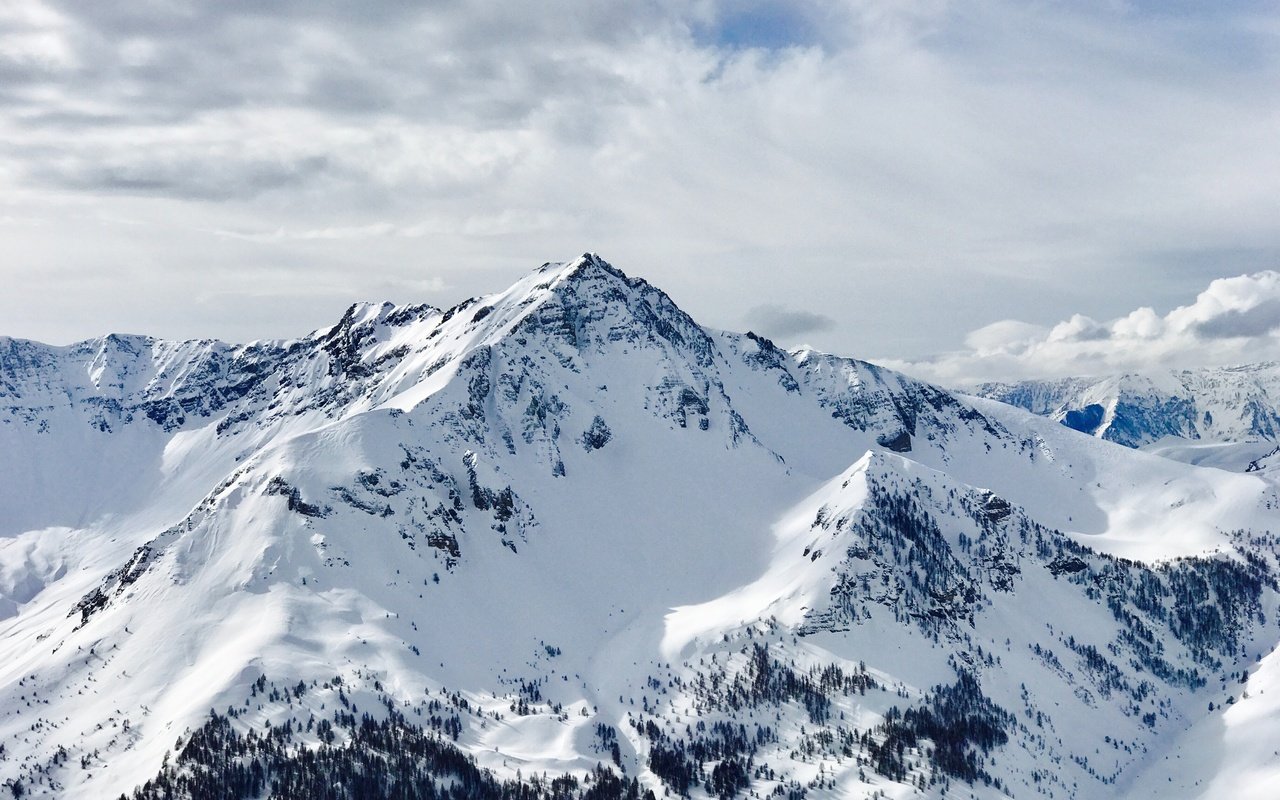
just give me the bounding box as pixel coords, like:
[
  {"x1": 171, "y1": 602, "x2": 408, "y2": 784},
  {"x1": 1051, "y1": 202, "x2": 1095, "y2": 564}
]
[
  {"x1": 44, "y1": 1, "x2": 430, "y2": 38},
  {"x1": 0, "y1": 58, "x2": 63, "y2": 90},
  {"x1": 33, "y1": 154, "x2": 334, "y2": 202},
  {"x1": 1193, "y1": 298, "x2": 1280, "y2": 339},
  {"x1": 1058, "y1": 318, "x2": 1112, "y2": 342},
  {"x1": 28, "y1": 1, "x2": 665, "y2": 126},
  {"x1": 13, "y1": 111, "x2": 142, "y2": 129},
  {"x1": 1, "y1": 1, "x2": 674, "y2": 213},
  {"x1": 0, "y1": 0, "x2": 670, "y2": 209},
  {"x1": 303, "y1": 72, "x2": 398, "y2": 115},
  {"x1": 1072, "y1": 327, "x2": 1112, "y2": 342},
  {"x1": 744, "y1": 304, "x2": 837, "y2": 339}
]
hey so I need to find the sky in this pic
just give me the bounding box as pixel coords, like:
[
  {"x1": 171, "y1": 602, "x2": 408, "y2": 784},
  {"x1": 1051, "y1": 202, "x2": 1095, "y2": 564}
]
[{"x1": 1, "y1": 0, "x2": 1278, "y2": 384}]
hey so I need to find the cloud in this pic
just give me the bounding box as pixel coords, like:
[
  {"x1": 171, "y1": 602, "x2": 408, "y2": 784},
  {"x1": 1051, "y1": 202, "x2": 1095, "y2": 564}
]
[
  {"x1": 1193, "y1": 298, "x2": 1280, "y2": 339},
  {"x1": 962, "y1": 320, "x2": 1048, "y2": 354},
  {"x1": 883, "y1": 271, "x2": 1280, "y2": 385},
  {"x1": 0, "y1": 0, "x2": 1277, "y2": 355},
  {"x1": 743, "y1": 303, "x2": 837, "y2": 339},
  {"x1": 33, "y1": 152, "x2": 334, "y2": 201},
  {"x1": 213, "y1": 209, "x2": 575, "y2": 242}
]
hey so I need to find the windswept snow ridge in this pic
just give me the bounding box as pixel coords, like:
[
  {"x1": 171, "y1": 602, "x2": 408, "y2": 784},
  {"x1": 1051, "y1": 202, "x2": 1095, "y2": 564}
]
[{"x1": 1, "y1": 255, "x2": 1279, "y2": 799}]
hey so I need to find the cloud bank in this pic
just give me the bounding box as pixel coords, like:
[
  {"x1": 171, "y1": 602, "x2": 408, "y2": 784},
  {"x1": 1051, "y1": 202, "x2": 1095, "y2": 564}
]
[
  {"x1": 0, "y1": 1, "x2": 1277, "y2": 361},
  {"x1": 884, "y1": 272, "x2": 1280, "y2": 385}
]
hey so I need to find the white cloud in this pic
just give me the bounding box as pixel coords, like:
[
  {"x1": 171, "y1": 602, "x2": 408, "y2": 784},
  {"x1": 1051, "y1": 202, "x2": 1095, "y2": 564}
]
[
  {"x1": 885, "y1": 271, "x2": 1280, "y2": 385},
  {"x1": 963, "y1": 320, "x2": 1048, "y2": 355}
]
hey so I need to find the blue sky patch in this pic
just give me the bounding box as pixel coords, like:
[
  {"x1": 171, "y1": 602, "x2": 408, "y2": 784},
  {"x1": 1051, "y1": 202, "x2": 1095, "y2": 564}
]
[{"x1": 695, "y1": 1, "x2": 821, "y2": 50}]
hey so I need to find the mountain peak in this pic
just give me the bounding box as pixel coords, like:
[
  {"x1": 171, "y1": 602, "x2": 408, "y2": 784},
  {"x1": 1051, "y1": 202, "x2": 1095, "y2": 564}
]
[
  {"x1": 545, "y1": 252, "x2": 625, "y2": 283},
  {"x1": 502, "y1": 252, "x2": 718, "y2": 370},
  {"x1": 526, "y1": 252, "x2": 638, "y2": 302}
]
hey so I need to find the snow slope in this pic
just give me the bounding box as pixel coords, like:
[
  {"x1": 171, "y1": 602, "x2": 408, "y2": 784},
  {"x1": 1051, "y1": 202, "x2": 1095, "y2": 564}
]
[{"x1": 1, "y1": 255, "x2": 1278, "y2": 799}]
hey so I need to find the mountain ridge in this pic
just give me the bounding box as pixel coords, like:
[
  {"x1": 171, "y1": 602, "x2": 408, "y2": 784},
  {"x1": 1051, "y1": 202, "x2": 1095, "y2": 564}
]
[{"x1": 1, "y1": 255, "x2": 1278, "y2": 799}]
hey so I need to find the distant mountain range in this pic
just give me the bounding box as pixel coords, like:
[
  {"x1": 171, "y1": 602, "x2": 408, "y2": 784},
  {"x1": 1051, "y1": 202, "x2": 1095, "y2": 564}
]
[
  {"x1": 1, "y1": 255, "x2": 1278, "y2": 799},
  {"x1": 974, "y1": 364, "x2": 1280, "y2": 474}
]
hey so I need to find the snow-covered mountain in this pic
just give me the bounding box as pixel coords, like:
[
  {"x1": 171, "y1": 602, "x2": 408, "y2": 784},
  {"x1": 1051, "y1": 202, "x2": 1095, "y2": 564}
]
[
  {"x1": 2, "y1": 255, "x2": 1279, "y2": 799},
  {"x1": 974, "y1": 366, "x2": 1280, "y2": 468}
]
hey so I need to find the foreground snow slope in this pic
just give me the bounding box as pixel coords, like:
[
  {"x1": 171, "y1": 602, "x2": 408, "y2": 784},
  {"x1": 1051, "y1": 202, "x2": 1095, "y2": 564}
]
[{"x1": 1, "y1": 255, "x2": 1278, "y2": 799}]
